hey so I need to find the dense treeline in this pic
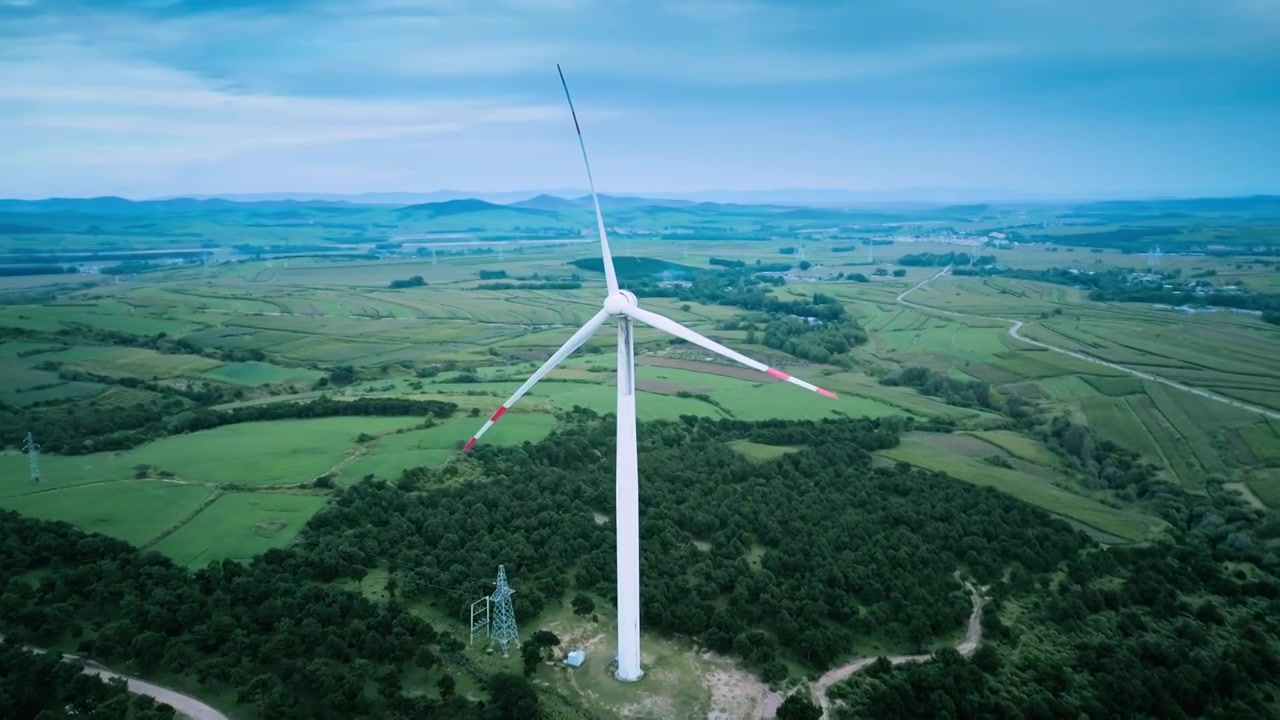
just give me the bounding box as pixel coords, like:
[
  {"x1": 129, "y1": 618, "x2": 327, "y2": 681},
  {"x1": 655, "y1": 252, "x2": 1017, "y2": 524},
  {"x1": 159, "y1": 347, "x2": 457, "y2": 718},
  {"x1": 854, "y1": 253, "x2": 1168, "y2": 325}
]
[
  {"x1": 0, "y1": 264, "x2": 79, "y2": 276},
  {"x1": 53, "y1": 367, "x2": 239, "y2": 406},
  {"x1": 0, "y1": 396, "x2": 456, "y2": 454},
  {"x1": 307, "y1": 411, "x2": 1089, "y2": 675},
  {"x1": 628, "y1": 269, "x2": 868, "y2": 365},
  {"x1": 881, "y1": 366, "x2": 998, "y2": 410},
  {"x1": 0, "y1": 511, "x2": 540, "y2": 720},
  {"x1": 0, "y1": 639, "x2": 177, "y2": 719},
  {"x1": 710, "y1": 257, "x2": 746, "y2": 268},
  {"x1": 897, "y1": 252, "x2": 996, "y2": 267},
  {"x1": 1021, "y1": 225, "x2": 1183, "y2": 249},
  {"x1": 1, "y1": 322, "x2": 269, "y2": 365},
  {"x1": 831, "y1": 538, "x2": 1280, "y2": 719},
  {"x1": 388, "y1": 275, "x2": 427, "y2": 289},
  {"x1": 880, "y1": 366, "x2": 1270, "y2": 558},
  {"x1": 956, "y1": 265, "x2": 1280, "y2": 324}
]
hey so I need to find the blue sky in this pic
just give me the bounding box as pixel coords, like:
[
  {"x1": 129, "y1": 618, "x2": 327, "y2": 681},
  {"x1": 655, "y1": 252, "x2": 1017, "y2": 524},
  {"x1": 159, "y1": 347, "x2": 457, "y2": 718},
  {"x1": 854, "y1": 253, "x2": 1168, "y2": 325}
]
[{"x1": 1, "y1": 0, "x2": 1277, "y2": 200}]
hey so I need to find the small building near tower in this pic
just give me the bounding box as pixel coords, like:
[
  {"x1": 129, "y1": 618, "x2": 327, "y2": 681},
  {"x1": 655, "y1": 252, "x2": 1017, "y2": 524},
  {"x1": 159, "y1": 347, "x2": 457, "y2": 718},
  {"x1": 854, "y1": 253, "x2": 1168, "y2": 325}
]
[{"x1": 565, "y1": 650, "x2": 586, "y2": 668}]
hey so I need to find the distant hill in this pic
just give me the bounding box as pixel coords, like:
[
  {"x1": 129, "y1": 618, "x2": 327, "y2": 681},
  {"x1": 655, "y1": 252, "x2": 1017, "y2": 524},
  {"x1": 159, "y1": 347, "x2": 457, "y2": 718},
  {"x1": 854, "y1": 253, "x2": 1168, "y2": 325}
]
[
  {"x1": 0, "y1": 196, "x2": 364, "y2": 215},
  {"x1": 158, "y1": 189, "x2": 592, "y2": 205},
  {"x1": 509, "y1": 194, "x2": 586, "y2": 212},
  {"x1": 1066, "y1": 195, "x2": 1280, "y2": 218},
  {"x1": 395, "y1": 198, "x2": 559, "y2": 219}
]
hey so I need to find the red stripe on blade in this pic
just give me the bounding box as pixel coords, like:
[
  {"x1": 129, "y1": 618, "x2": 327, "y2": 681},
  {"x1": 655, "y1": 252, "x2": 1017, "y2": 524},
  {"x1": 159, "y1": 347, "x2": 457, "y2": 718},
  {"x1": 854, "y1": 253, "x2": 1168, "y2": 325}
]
[
  {"x1": 490, "y1": 406, "x2": 508, "y2": 422},
  {"x1": 766, "y1": 368, "x2": 790, "y2": 381},
  {"x1": 817, "y1": 388, "x2": 838, "y2": 399},
  {"x1": 463, "y1": 438, "x2": 477, "y2": 451}
]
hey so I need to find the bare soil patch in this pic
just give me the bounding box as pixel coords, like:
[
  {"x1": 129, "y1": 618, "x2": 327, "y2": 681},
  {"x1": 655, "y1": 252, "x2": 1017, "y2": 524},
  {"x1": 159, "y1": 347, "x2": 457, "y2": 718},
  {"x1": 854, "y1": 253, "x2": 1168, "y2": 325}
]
[
  {"x1": 699, "y1": 651, "x2": 783, "y2": 720},
  {"x1": 254, "y1": 520, "x2": 286, "y2": 536}
]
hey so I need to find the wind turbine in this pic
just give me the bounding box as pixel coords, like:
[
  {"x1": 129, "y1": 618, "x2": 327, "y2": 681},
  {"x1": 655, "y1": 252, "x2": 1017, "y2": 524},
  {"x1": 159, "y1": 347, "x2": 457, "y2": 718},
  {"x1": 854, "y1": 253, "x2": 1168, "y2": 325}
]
[{"x1": 463, "y1": 65, "x2": 838, "y2": 683}]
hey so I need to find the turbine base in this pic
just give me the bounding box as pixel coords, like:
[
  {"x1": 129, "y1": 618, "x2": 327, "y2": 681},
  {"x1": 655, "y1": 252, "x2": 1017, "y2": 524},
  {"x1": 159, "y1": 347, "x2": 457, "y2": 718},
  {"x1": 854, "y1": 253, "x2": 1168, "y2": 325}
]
[{"x1": 614, "y1": 668, "x2": 644, "y2": 683}]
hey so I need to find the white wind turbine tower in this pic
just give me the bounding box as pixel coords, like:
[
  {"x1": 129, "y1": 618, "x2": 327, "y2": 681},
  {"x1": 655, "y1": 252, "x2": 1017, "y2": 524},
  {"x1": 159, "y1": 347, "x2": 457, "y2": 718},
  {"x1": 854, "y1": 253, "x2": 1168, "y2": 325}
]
[{"x1": 463, "y1": 65, "x2": 839, "y2": 682}]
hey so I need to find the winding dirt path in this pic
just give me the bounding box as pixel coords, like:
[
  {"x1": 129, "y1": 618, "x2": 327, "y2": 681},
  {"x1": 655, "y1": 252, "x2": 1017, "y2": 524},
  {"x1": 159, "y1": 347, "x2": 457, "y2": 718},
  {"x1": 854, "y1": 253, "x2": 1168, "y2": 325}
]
[
  {"x1": 1, "y1": 637, "x2": 229, "y2": 720},
  {"x1": 896, "y1": 267, "x2": 1280, "y2": 421},
  {"x1": 809, "y1": 582, "x2": 985, "y2": 719}
]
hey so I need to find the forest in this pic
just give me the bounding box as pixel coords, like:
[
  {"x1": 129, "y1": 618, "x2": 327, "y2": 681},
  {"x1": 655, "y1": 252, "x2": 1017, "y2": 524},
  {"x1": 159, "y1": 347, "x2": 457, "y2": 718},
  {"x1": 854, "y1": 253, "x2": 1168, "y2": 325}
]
[
  {"x1": 2, "y1": 404, "x2": 1279, "y2": 717},
  {"x1": 953, "y1": 264, "x2": 1280, "y2": 324},
  {"x1": 0, "y1": 510, "x2": 546, "y2": 720},
  {"x1": 311, "y1": 411, "x2": 1090, "y2": 674},
  {"x1": 0, "y1": 639, "x2": 177, "y2": 719},
  {"x1": 0, "y1": 394, "x2": 456, "y2": 454},
  {"x1": 896, "y1": 252, "x2": 997, "y2": 267},
  {"x1": 830, "y1": 538, "x2": 1280, "y2": 719},
  {"x1": 622, "y1": 265, "x2": 868, "y2": 364},
  {"x1": 881, "y1": 365, "x2": 1270, "y2": 548}
]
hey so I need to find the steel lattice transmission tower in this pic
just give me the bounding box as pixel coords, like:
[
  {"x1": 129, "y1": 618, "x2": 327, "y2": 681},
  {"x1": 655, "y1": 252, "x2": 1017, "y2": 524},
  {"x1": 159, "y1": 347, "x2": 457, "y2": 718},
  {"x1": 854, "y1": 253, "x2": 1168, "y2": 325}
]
[
  {"x1": 22, "y1": 432, "x2": 40, "y2": 483},
  {"x1": 488, "y1": 565, "x2": 519, "y2": 655}
]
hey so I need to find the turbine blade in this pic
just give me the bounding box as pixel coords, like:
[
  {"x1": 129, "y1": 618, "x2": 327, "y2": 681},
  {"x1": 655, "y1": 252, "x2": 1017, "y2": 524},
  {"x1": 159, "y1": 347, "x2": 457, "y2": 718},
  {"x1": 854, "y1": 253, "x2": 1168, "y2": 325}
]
[
  {"x1": 623, "y1": 305, "x2": 838, "y2": 399},
  {"x1": 464, "y1": 309, "x2": 611, "y2": 450},
  {"x1": 557, "y1": 64, "x2": 620, "y2": 295}
]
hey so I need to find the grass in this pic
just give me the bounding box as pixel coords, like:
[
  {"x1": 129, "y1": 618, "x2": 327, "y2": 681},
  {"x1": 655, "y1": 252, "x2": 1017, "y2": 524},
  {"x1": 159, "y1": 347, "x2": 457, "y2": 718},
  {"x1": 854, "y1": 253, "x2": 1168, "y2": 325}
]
[
  {"x1": 966, "y1": 430, "x2": 1061, "y2": 466},
  {"x1": 0, "y1": 480, "x2": 215, "y2": 546},
  {"x1": 151, "y1": 491, "x2": 329, "y2": 567},
  {"x1": 879, "y1": 434, "x2": 1163, "y2": 542},
  {"x1": 200, "y1": 361, "x2": 325, "y2": 386},
  {"x1": 123, "y1": 416, "x2": 426, "y2": 486},
  {"x1": 0, "y1": 450, "x2": 142, "y2": 497},
  {"x1": 343, "y1": 413, "x2": 557, "y2": 481},
  {"x1": 1246, "y1": 469, "x2": 1280, "y2": 509}
]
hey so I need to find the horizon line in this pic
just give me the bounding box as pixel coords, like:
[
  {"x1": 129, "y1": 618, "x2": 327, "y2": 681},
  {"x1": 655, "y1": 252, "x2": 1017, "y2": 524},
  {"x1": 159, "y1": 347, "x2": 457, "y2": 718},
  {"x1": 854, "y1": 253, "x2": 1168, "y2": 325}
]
[{"x1": 2, "y1": 189, "x2": 1277, "y2": 205}]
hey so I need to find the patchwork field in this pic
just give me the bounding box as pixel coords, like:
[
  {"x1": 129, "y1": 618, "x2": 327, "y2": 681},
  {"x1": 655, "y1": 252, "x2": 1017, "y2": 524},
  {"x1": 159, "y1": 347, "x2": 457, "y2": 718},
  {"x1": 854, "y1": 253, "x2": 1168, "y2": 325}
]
[{"x1": 3, "y1": 230, "x2": 1280, "y2": 591}]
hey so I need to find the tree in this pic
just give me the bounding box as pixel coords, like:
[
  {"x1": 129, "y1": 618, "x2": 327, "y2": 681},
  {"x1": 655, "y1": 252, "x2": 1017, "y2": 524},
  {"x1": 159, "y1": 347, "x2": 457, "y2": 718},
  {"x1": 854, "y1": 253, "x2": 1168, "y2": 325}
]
[
  {"x1": 487, "y1": 672, "x2": 541, "y2": 719},
  {"x1": 571, "y1": 593, "x2": 595, "y2": 617},
  {"x1": 777, "y1": 693, "x2": 821, "y2": 720},
  {"x1": 437, "y1": 673, "x2": 456, "y2": 699},
  {"x1": 892, "y1": 269, "x2": 907, "y2": 277},
  {"x1": 798, "y1": 260, "x2": 812, "y2": 270},
  {"x1": 529, "y1": 630, "x2": 560, "y2": 649}
]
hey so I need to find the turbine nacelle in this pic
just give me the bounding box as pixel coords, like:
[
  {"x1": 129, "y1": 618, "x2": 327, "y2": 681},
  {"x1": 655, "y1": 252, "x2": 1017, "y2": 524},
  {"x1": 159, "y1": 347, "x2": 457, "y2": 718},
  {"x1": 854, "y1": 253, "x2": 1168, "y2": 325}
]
[{"x1": 603, "y1": 290, "x2": 638, "y2": 316}]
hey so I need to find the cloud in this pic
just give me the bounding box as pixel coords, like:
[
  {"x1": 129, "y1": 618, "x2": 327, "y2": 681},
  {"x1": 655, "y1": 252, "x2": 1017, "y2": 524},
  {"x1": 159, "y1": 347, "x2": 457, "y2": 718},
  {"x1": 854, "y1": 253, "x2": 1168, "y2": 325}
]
[{"x1": 0, "y1": 0, "x2": 1275, "y2": 197}]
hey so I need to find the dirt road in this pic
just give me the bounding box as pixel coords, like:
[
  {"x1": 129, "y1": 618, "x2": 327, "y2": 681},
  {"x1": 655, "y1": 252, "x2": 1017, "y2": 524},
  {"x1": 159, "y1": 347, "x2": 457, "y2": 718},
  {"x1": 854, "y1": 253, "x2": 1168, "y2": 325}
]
[
  {"x1": 1, "y1": 637, "x2": 228, "y2": 720},
  {"x1": 897, "y1": 267, "x2": 1280, "y2": 421},
  {"x1": 809, "y1": 582, "x2": 985, "y2": 719}
]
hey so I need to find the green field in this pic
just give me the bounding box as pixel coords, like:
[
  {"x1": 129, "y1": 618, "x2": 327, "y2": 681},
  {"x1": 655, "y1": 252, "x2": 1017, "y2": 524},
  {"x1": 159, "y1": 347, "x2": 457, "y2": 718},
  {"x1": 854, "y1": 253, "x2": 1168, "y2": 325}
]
[
  {"x1": 0, "y1": 480, "x2": 215, "y2": 546},
  {"x1": 4, "y1": 229, "x2": 1278, "y2": 567},
  {"x1": 151, "y1": 491, "x2": 330, "y2": 567},
  {"x1": 5, "y1": 195, "x2": 1280, "y2": 717},
  {"x1": 343, "y1": 413, "x2": 558, "y2": 481},
  {"x1": 879, "y1": 433, "x2": 1164, "y2": 542},
  {"x1": 123, "y1": 416, "x2": 426, "y2": 486},
  {"x1": 201, "y1": 361, "x2": 326, "y2": 386}
]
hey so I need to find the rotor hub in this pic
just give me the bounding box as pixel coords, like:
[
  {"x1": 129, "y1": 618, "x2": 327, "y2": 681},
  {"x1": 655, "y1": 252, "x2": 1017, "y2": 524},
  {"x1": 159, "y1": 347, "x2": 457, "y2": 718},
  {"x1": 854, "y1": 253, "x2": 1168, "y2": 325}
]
[{"x1": 603, "y1": 289, "x2": 638, "y2": 316}]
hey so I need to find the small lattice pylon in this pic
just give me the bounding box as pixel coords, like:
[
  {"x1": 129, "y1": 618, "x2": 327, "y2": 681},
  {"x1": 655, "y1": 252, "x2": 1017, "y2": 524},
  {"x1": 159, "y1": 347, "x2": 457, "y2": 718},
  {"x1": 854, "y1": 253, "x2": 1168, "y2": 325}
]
[
  {"x1": 488, "y1": 565, "x2": 519, "y2": 656},
  {"x1": 22, "y1": 432, "x2": 40, "y2": 483}
]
